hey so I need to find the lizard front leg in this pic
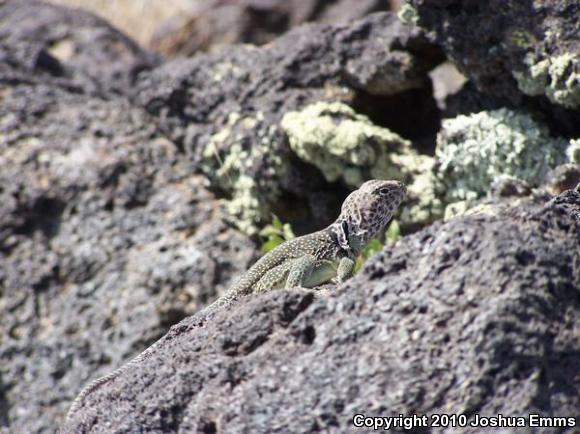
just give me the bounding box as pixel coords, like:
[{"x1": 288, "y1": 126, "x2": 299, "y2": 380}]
[
  {"x1": 285, "y1": 255, "x2": 316, "y2": 288},
  {"x1": 336, "y1": 257, "x2": 355, "y2": 283}
]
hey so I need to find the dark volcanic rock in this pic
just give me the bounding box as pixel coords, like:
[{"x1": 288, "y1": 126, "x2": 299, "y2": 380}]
[
  {"x1": 406, "y1": 0, "x2": 580, "y2": 137},
  {"x1": 0, "y1": 50, "x2": 255, "y2": 434},
  {"x1": 406, "y1": 0, "x2": 580, "y2": 104},
  {"x1": 150, "y1": 0, "x2": 392, "y2": 57},
  {"x1": 138, "y1": 12, "x2": 440, "y2": 141},
  {"x1": 62, "y1": 191, "x2": 580, "y2": 434},
  {"x1": 0, "y1": 0, "x2": 158, "y2": 95}
]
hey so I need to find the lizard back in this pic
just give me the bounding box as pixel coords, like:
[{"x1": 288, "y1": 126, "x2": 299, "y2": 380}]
[{"x1": 229, "y1": 229, "x2": 345, "y2": 295}]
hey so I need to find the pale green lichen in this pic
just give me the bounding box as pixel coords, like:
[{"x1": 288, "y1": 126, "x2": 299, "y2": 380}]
[
  {"x1": 509, "y1": 29, "x2": 538, "y2": 50},
  {"x1": 514, "y1": 53, "x2": 580, "y2": 108},
  {"x1": 201, "y1": 112, "x2": 287, "y2": 235},
  {"x1": 211, "y1": 61, "x2": 244, "y2": 82},
  {"x1": 513, "y1": 58, "x2": 549, "y2": 96},
  {"x1": 281, "y1": 102, "x2": 441, "y2": 226},
  {"x1": 444, "y1": 201, "x2": 502, "y2": 221},
  {"x1": 436, "y1": 108, "x2": 569, "y2": 203},
  {"x1": 281, "y1": 102, "x2": 411, "y2": 187},
  {"x1": 398, "y1": 3, "x2": 419, "y2": 25},
  {"x1": 568, "y1": 139, "x2": 580, "y2": 164},
  {"x1": 398, "y1": 157, "x2": 444, "y2": 225},
  {"x1": 443, "y1": 200, "x2": 469, "y2": 221}
]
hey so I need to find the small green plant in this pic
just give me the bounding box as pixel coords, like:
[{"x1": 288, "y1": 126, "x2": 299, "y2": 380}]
[
  {"x1": 385, "y1": 219, "x2": 401, "y2": 245},
  {"x1": 354, "y1": 219, "x2": 401, "y2": 273},
  {"x1": 259, "y1": 214, "x2": 296, "y2": 253}
]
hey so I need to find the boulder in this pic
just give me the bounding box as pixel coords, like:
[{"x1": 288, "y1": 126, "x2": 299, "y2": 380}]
[
  {"x1": 0, "y1": 0, "x2": 158, "y2": 95},
  {"x1": 62, "y1": 189, "x2": 580, "y2": 433},
  {"x1": 150, "y1": 0, "x2": 392, "y2": 56},
  {"x1": 403, "y1": 0, "x2": 580, "y2": 137},
  {"x1": 0, "y1": 15, "x2": 255, "y2": 434}
]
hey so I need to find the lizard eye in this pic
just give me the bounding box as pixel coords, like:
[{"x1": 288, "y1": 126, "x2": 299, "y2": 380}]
[{"x1": 379, "y1": 188, "x2": 391, "y2": 195}]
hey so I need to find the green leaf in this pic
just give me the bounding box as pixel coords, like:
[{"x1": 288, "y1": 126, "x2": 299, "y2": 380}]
[
  {"x1": 261, "y1": 236, "x2": 284, "y2": 253},
  {"x1": 282, "y1": 223, "x2": 296, "y2": 241},
  {"x1": 363, "y1": 238, "x2": 384, "y2": 258},
  {"x1": 271, "y1": 214, "x2": 283, "y2": 230},
  {"x1": 386, "y1": 219, "x2": 401, "y2": 244},
  {"x1": 354, "y1": 237, "x2": 386, "y2": 275},
  {"x1": 259, "y1": 225, "x2": 282, "y2": 238},
  {"x1": 354, "y1": 257, "x2": 364, "y2": 274}
]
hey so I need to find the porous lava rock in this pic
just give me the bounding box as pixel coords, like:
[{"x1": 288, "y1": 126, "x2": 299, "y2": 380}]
[
  {"x1": 0, "y1": 14, "x2": 255, "y2": 434},
  {"x1": 150, "y1": 0, "x2": 393, "y2": 56},
  {"x1": 0, "y1": 0, "x2": 158, "y2": 95},
  {"x1": 62, "y1": 190, "x2": 580, "y2": 434},
  {"x1": 405, "y1": 0, "x2": 580, "y2": 137}
]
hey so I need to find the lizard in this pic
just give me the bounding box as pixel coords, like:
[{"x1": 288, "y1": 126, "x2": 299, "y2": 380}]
[
  {"x1": 63, "y1": 179, "x2": 406, "y2": 429},
  {"x1": 205, "y1": 179, "x2": 407, "y2": 311}
]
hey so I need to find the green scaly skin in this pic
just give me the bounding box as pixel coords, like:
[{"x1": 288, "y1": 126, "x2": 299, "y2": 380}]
[{"x1": 203, "y1": 179, "x2": 407, "y2": 313}]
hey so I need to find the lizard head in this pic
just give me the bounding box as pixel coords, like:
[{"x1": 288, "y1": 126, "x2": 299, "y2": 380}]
[{"x1": 332, "y1": 180, "x2": 407, "y2": 253}]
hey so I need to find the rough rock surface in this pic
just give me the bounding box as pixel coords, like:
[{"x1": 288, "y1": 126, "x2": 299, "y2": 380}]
[
  {"x1": 0, "y1": 17, "x2": 255, "y2": 434},
  {"x1": 136, "y1": 12, "x2": 442, "y2": 233},
  {"x1": 62, "y1": 190, "x2": 580, "y2": 433},
  {"x1": 0, "y1": 0, "x2": 158, "y2": 95},
  {"x1": 405, "y1": 0, "x2": 580, "y2": 106},
  {"x1": 404, "y1": 0, "x2": 580, "y2": 138},
  {"x1": 49, "y1": 0, "x2": 194, "y2": 49},
  {"x1": 5, "y1": 2, "x2": 578, "y2": 433},
  {"x1": 150, "y1": 0, "x2": 392, "y2": 56}
]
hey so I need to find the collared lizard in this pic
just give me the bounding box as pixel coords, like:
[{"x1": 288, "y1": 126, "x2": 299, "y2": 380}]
[
  {"x1": 205, "y1": 179, "x2": 407, "y2": 311},
  {"x1": 63, "y1": 179, "x2": 406, "y2": 428}
]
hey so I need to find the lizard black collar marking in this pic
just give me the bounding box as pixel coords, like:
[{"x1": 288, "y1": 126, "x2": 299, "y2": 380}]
[{"x1": 328, "y1": 222, "x2": 352, "y2": 256}]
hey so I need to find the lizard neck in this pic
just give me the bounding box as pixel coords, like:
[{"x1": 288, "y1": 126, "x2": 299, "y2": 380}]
[{"x1": 327, "y1": 217, "x2": 369, "y2": 257}]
